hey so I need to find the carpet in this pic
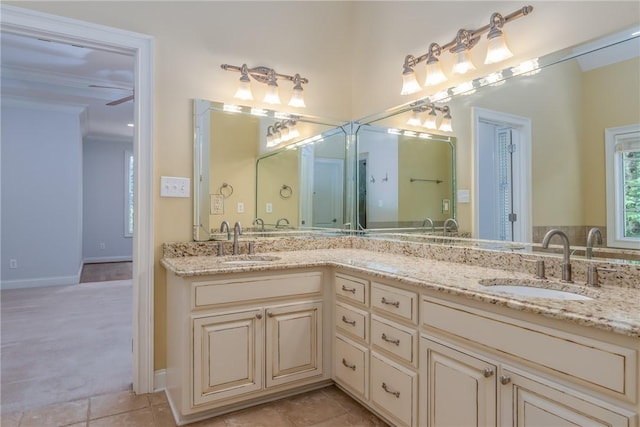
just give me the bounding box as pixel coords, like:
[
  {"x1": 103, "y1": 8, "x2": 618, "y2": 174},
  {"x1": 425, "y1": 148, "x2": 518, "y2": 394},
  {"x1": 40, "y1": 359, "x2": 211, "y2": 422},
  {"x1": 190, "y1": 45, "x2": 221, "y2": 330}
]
[{"x1": 1, "y1": 279, "x2": 132, "y2": 414}]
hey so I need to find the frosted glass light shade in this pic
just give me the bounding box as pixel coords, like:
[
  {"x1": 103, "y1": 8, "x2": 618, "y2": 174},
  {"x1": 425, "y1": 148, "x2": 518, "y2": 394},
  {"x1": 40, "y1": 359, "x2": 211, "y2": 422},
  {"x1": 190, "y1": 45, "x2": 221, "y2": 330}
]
[
  {"x1": 401, "y1": 69, "x2": 421, "y2": 95},
  {"x1": 439, "y1": 114, "x2": 453, "y2": 132},
  {"x1": 452, "y1": 50, "x2": 476, "y2": 75},
  {"x1": 263, "y1": 83, "x2": 281, "y2": 104},
  {"x1": 234, "y1": 79, "x2": 253, "y2": 100},
  {"x1": 406, "y1": 110, "x2": 422, "y2": 126},
  {"x1": 288, "y1": 87, "x2": 306, "y2": 108},
  {"x1": 423, "y1": 111, "x2": 437, "y2": 130},
  {"x1": 424, "y1": 60, "x2": 447, "y2": 86},
  {"x1": 485, "y1": 33, "x2": 513, "y2": 64}
]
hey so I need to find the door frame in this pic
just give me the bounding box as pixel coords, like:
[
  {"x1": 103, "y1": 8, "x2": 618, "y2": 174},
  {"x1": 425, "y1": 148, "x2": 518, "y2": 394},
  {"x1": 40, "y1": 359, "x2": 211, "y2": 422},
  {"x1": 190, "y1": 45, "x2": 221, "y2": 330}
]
[
  {"x1": 472, "y1": 107, "x2": 532, "y2": 243},
  {"x1": 1, "y1": 5, "x2": 155, "y2": 394}
]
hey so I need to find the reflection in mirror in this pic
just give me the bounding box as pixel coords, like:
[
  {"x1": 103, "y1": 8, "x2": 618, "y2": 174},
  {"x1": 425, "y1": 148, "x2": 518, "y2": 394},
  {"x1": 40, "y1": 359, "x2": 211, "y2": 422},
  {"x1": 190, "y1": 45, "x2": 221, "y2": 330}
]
[
  {"x1": 193, "y1": 99, "x2": 346, "y2": 241},
  {"x1": 256, "y1": 127, "x2": 347, "y2": 230},
  {"x1": 355, "y1": 123, "x2": 456, "y2": 232},
  {"x1": 354, "y1": 26, "x2": 639, "y2": 262}
]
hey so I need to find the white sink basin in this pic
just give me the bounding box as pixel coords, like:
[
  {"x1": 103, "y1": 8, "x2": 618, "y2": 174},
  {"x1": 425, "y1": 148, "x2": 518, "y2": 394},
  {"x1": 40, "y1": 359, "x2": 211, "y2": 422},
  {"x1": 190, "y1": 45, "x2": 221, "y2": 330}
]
[
  {"x1": 482, "y1": 284, "x2": 592, "y2": 301},
  {"x1": 221, "y1": 255, "x2": 281, "y2": 265}
]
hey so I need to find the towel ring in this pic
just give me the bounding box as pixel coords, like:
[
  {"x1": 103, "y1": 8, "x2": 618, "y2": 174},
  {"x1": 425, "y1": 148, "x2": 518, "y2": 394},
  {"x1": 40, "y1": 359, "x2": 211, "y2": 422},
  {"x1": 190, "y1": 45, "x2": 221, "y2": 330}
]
[
  {"x1": 280, "y1": 184, "x2": 293, "y2": 199},
  {"x1": 219, "y1": 182, "x2": 234, "y2": 198}
]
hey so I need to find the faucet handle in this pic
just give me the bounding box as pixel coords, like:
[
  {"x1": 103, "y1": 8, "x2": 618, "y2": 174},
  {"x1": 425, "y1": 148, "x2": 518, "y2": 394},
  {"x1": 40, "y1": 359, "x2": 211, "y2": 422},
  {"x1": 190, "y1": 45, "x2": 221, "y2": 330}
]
[
  {"x1": 524, "y1": 259, "x2": 546, "y2": 279},
  {"x1": 248, "y1": 241, "x2": 255, "y2": 255}
]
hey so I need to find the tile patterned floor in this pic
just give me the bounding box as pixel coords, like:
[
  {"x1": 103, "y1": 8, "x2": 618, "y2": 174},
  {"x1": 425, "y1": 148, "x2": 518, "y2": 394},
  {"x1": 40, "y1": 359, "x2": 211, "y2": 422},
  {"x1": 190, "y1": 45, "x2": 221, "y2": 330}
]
[{"x1": 1, "y1": 385, "x2": 389, "y2": 427}]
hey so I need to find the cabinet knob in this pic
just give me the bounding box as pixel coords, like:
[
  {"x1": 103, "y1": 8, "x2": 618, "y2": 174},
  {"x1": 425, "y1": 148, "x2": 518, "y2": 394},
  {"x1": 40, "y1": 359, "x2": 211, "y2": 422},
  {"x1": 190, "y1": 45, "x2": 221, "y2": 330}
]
[
  {"x1": 482, "y1": 367, "x2": 494, "y2": 378},
  {"x1": 256, "y1": 313, "x2": 263, "y2": 319},
  {"x1": 500, "y1": 375, "x2": 511, "y2": 385},
  {"x1": 267, "y1": 312, "x2": 274, "y2": 318}
]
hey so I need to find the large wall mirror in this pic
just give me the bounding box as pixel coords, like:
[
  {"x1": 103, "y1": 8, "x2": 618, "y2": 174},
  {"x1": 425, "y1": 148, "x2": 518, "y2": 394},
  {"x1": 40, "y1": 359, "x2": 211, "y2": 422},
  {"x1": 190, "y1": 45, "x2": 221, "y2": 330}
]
[
  {"x1": 193, "y1": 100, "x2": 346, "y2": 241},
  {"x1": 354, "y1": 26, "x2": 639, "y2": 261},
  {"x1": 194, "y1": 26, "x2": 639, "y2": 262}
]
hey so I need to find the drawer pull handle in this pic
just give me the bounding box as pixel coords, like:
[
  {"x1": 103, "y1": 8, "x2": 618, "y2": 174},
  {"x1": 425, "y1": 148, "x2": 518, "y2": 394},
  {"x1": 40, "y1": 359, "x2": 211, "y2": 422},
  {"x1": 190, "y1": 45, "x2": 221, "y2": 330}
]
[
  {"x1": 342, "y1": 358, "x2": 356, "y2": 371},
  {"x1": 256, "y1": 313, "x2": 263, "y2": 319},
  {"x1": 341, "y1": 316, "x2": 356, "y2": 326},
  {"x1": 381, "y1": 382, "x2": 400, "y2": 398},
  {"x1": 381, "y1": 297, "x2": 400, "y2": 308},
  {"x1": 500, "y1": 375, "x2": 511, "y2": 385},
  {"x1": 482, "y1": 368, "x2": 494, "y2": 378},
  {"x1": 381, "y1": 333, "x2": 400, "y2": 346},
  {"x1": 341, "y1": 285, "x2": 357, "y2": 294}
]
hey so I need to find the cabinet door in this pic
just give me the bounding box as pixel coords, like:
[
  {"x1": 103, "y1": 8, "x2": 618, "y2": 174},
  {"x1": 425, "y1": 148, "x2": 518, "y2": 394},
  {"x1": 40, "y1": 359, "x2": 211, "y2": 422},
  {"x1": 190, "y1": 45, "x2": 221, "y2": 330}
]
[
  {"x1": 265, "y1": 301, "x2": 323, "y2": 388},
  {"x1": 192, "y1": 309, "x2": 263, "y2": 406},
  {"x1": 420, "y1": 337, "x2": 497, "y2": 427},
  {"x1": 500, "y1": 367, "x2": 632, "y2": 427}
]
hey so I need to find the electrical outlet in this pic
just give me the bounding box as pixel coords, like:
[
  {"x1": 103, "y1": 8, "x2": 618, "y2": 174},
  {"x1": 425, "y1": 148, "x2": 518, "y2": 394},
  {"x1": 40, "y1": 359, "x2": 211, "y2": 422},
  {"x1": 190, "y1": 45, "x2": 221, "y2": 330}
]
[
  {"x1": 266, "y1": 203, "x2": 273, "y2": 213},
  {"x1": 237, "y1": 202, "x2": 244, "y2": 213},
  {"x1": 9, "y1": 259, "x2": 17, "y2": 269},
  {"x1": 99, "y1": 242, "x2": 106, "y2": 250}
]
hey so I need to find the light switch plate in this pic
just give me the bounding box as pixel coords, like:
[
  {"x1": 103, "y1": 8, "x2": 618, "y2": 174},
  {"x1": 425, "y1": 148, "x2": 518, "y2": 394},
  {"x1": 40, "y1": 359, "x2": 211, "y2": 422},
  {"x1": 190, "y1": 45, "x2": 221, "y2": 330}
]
[
  {"x1": 457, "y1": 189, "x2": 470, "y2": 203},
  {"x1": 160, "y1": 176, "x2": 190, "y2": 198},
  {"x1": 237, "y1": 202, "x2": 244, "y2": 213},
  {"x1": 266, "y1": 202, "x2": 273, "y2": 213}
]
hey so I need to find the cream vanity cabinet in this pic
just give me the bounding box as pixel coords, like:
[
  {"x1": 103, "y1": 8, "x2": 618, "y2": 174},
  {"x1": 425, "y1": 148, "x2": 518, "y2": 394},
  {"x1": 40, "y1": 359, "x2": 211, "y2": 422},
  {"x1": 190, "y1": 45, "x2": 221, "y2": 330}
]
[
  {"x1": 333, "y1": 272, "x2": 420, "y2": 427},
  {"x1": 166, "y1": 269, "x2": 331, "y2": 423},
  {"x1": 420, "y1": 295, "x2": 638, "y2": 427}
]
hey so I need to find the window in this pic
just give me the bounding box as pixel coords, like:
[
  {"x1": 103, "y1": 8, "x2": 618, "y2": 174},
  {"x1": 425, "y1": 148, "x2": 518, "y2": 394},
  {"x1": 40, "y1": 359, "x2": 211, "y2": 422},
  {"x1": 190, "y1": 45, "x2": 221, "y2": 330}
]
[
  {"x1": 125, "y1": 150, "x2": 134, "y2": 237},
  {"x1": 605, "y1": 125, "x2": 640, "y2": 249}
]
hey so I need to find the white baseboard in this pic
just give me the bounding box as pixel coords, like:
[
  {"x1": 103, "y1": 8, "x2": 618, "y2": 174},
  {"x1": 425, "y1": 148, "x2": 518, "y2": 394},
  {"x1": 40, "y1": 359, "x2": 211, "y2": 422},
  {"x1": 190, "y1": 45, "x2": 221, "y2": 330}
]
[
  {"x1": 154, "y1": 369, "x2": 166, "y2": 392},
  {"x1": 1, "y1": 273, "x2": 81, "y2": 290},
  {"x1": 83, "y1": 256, "x2": 133, "y2": 264}
]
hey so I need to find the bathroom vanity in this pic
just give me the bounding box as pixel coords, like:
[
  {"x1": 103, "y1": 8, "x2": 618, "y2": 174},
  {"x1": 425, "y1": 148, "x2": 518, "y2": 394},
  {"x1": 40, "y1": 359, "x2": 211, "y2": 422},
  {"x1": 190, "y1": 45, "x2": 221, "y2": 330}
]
[{"x1": 162, "y1": 238, "x2": 640, "y2": 426}]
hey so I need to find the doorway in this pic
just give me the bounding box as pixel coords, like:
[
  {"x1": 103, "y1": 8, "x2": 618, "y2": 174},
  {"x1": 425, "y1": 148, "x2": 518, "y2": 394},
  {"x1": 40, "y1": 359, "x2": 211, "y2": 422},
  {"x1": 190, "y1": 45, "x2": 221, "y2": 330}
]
[
  {"x1": 313, "y1": 158, "x2": 344, "y2": 228},
  {"x1": 358, "y1": 157, "x2": 368, "y2": 229},
  {"x1": 473, "y1": 107, "x2": 532, "y2": 242},
  {"x1": 1, "y1": 5, "x2": 154, "y2": 396}
]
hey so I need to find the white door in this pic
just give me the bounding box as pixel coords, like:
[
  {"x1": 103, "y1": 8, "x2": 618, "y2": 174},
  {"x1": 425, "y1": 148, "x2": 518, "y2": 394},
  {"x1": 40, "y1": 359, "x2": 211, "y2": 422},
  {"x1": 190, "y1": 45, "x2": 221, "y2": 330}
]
[
  {"x1": 313, "y1": 158, "x2": 344, "y2": 228},
  {"x1": 473, "y1": 108, "x2": 532, "y2": 242}
]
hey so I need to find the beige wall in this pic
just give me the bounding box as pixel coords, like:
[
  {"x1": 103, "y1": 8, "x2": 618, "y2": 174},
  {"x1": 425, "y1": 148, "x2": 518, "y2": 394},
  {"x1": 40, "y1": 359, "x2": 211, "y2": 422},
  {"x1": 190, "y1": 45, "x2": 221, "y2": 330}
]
[
  {"x1": 581, "y1": 58, "x2": 640, "y2": 226},
  {"x1": 6, "y1": 1, "x2": 638, "y2": 371}
]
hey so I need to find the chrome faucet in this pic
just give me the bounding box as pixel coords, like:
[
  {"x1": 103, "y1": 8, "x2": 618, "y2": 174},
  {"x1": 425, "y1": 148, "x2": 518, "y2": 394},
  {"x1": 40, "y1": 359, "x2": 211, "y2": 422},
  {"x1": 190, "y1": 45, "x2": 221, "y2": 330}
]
[
  {"x1": 586, "y1": 227, "x2": 602, "y2": 260},
  {"x1": 541, "y1": 229, "x2": 573, "y2": 283},
  {"x1": 422, "y1": 218, "x2": 435, "y2": 233},
  {"x1": 253, "y1": 218, "x2": 265, "y2": 232},
  {"x1": 443, "y1": 218, "x2": 458, "y2": 236},
  {"x1": 219, "y1": 220, "x2": 231, "y2": 240},
  {"x1": 232, "y1": 222, "x2": 243, "y2": 255},
  {"x1": 275, "y1": 218, "x2": 289, "y2": 228}
]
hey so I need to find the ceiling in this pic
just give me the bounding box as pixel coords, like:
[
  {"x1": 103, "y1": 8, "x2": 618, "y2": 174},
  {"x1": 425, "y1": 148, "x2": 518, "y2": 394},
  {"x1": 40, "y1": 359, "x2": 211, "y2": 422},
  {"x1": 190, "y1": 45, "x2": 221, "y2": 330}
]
[{"x1": 1, "y1": 32, "x2": 135, "y2": 140}]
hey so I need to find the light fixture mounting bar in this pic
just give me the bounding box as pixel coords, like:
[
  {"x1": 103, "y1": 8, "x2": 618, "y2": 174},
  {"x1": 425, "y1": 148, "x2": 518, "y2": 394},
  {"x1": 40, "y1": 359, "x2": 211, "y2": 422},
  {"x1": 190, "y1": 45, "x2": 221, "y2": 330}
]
[
  {"x1": 220, "y1": 64, "x2": 309, "y2": 84},
  {"x1": 406, "y1": 5, "x2": 533, "y2": 68}
]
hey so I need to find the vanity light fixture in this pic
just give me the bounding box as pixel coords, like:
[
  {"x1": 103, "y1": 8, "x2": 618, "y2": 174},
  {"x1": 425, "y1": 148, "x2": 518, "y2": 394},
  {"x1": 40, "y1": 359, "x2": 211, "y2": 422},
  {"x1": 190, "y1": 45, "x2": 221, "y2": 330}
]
[
  {"x1": 266, "y1": 119, "x2": 300, "y2": 148},
  {"x1": 400, "y1": 5, "x2": 533, "y2": 95},
  {"x1": 221, "y1": 63, "x2": 309, "y2": 108},
  {"x1": 405, "y1": 104, "x2": 454, "y2": 132}
]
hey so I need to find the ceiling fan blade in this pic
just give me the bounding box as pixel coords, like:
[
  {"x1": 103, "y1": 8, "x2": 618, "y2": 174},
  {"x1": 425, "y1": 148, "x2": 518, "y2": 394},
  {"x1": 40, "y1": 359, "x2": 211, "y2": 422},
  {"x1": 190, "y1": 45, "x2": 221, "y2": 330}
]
[
  {"x1": 89, "y1": 84, "x2": 132, "y2": 90},
  {"x1": 107, "y1": 94, "x2": 134, "y2": 106}
]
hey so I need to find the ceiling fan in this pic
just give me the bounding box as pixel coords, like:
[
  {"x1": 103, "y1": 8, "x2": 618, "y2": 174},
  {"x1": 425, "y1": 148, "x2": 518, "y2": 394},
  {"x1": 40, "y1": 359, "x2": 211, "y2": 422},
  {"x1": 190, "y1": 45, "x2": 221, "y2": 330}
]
[{"x1": 88, "y1": 84, "x2": 134, "y2": 106}]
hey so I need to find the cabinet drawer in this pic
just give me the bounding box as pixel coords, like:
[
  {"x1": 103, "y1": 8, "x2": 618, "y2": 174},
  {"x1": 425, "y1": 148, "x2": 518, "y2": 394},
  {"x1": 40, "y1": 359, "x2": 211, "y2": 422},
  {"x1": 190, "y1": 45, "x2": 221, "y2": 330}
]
[
  {"x1": 422, "y1": 297, "x2": 637, "y2": 401},
  {"x1": 370, "y1": 352, "x2": 417, "y2": 427},
  {"x1": 335, "y1": 273, "x2": 368, "y2": 306},
  {"x1": 193, "y1": 272, "x2": 322, "y2": 308},
  {"x1": 335, "y1": 302, "x2": 369, "y2": 342},
  {"x1": 335, "y1": 335, "x2": 369, "y2": 399},
  {"x1": 371, "y1": 315, "x2": 417, "y2": 366},
  {"x1": 371, "y1": 282, "x2": 417, "y2": 323}
]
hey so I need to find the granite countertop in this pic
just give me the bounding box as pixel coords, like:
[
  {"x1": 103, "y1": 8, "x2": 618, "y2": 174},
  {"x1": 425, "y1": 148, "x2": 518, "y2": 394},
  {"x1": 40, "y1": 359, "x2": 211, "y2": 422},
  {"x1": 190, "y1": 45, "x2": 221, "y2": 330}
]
[{"x1": 161, "y1": 248, "x2": 640, "y2": 338}]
